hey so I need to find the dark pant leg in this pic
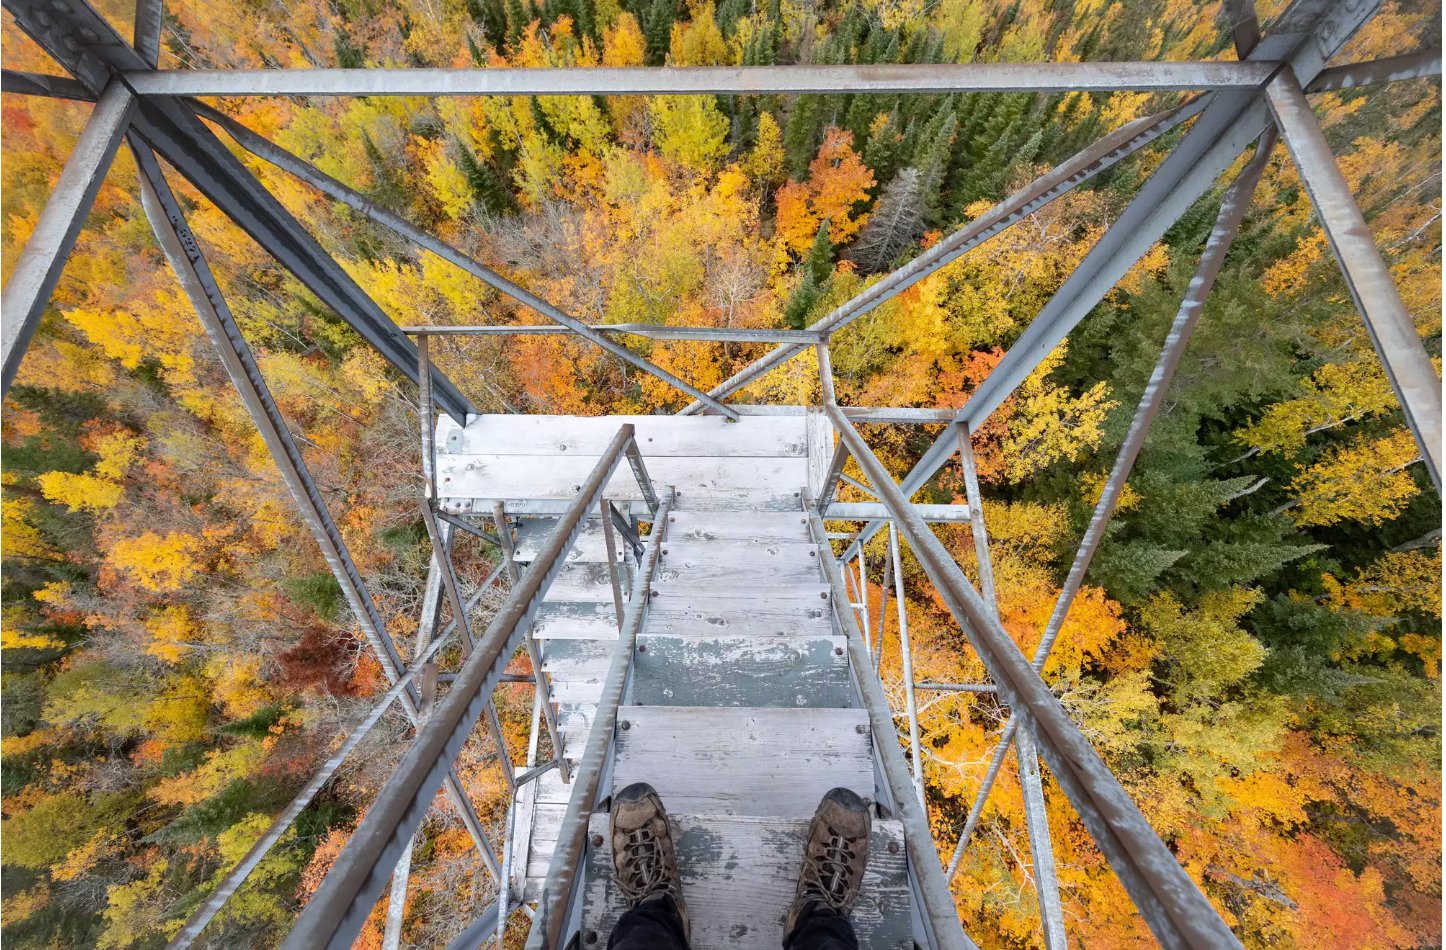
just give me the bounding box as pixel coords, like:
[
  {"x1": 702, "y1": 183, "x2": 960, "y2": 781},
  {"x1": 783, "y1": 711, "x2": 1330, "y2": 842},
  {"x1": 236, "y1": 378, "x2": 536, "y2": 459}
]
[
  {"x1": 784, "y1": 905, "x2": 859, "y2": 950},
  {"x1": 607, "y1": 895, "x2": 690, "y2": 950}
]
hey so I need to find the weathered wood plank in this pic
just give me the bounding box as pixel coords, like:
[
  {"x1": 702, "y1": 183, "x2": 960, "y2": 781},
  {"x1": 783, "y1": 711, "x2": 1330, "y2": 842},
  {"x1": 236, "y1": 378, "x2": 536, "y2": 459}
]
[
  {"x1": 540, "y1": 638, "x2": 614, "y2": 681},
  {"x1": 613, "y1": 707, "x2": 872, "y2": 817},
  {"x1": 438, "y1": 414, "x2": 808, "y2": 458},
  {"x1": 543, "y1": 562, "x2": 620, "y2": 603},
  {"x1": 645, "y1": 592, "x2": 833, "y2": 637},
  {"x1": 665, "y1": 512, "x2": 813, "y2": 543},
  {"x1": 533, "y1": 602, "x2": 622, "y2": 640},
  {"x1": 437, "y1": 455, "x2": 809, "y2": 501},
  {"x1": 631, "y1": 635, "x2": 851, "y2": 707},
  {"x1": 514, "y1": 518, "x2": 626, "y2": 562},
  {"x1": 582, "y1": 814, "x2": 911, "y2": 950},
  {"x1": 669, "y1": 489, "x2": 804, "y2": 511},
  {"x1": 658, "y1": 541, "x2": 819, "y2": 575},
  {"x1": 526, "y1": 803, "x2": 568, "y2": 879},
  {"x1": 806, "y1": 407, "x2": 834, "y2": 504},
  {"x1": 556, "y1": 703, "x2": 595, "y2": 759},
  {"x1": 652, "y1": 548, "x2": 821, "y2": 587}
]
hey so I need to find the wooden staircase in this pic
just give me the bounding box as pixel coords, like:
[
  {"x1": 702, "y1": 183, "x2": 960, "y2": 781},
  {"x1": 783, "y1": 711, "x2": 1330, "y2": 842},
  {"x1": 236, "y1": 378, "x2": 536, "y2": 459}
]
[{"x1": 436, "y1": 413, "x2": 915, "y2": 950}]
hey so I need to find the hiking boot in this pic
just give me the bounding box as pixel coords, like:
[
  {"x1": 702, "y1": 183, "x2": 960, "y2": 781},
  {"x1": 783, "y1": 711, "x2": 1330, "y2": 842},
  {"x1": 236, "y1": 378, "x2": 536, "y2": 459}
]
[
  {"x1": 785, "y1": 787, "x2": 872, "y2": 936},
  {"x1": 610, "y1": 782, "x2": 689, "y2": 938}
]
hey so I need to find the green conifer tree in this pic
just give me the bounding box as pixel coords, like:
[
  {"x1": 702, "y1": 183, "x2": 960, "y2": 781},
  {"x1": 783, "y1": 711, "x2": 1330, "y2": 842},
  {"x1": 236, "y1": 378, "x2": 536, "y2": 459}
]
[{"x1": 806, "y1": 220, "x2": 834, "y2": 286}]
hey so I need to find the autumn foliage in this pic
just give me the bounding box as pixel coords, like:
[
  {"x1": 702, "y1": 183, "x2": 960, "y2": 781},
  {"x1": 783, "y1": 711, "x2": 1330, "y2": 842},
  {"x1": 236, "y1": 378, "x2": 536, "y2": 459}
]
[{"x1": 1, "y1": 0, "x2": 1441, "y2": 947}]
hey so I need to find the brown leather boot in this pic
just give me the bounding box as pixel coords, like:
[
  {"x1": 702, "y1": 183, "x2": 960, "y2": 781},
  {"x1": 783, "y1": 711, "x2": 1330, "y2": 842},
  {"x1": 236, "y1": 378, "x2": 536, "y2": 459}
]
[
  {"x1": 785, "y1": 787, "x2": 872, "y2": 936},
  {"x1": 609, "y1": 782, "x2": 690, "y2": 939}
]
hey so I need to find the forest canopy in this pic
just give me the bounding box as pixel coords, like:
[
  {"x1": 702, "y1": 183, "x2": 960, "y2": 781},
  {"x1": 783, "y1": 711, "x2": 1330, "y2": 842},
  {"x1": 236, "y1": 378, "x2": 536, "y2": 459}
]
[{"x1": 1, "y1": 0, "x2": 1441, "y2": 947}]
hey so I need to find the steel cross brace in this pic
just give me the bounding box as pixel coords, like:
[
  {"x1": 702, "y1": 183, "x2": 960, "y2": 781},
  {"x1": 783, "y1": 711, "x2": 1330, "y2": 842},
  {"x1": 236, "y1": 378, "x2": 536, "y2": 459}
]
[
  {"x1": 190, "y1": 102, "x2": 741, "y2": 420},
  {"x1": 135, "y1": 143, "x2": 498, "y2": 948},
  {"x1": 825, "y1": 404, "x2": 1245, "y2": 950},
  {"x1": 942, "y1": 124, "x2": 1275, "y2": 906},
  {"x1": 680, "y1": 95, "x2": 1212, "y2": 414},
  {"x1": 0, "y1": 0, "x2": 475, "y2": 421},
  {"x1": 840, "y1": 0, "x2": 1387, "y2": 564}
]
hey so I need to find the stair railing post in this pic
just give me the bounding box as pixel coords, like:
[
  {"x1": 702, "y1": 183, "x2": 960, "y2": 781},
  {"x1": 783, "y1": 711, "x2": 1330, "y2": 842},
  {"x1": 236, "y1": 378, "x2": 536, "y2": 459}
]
[
  {"x1": 600, "y1": 500, "x2": 627, "y2": 631},
  {"x1": 889, "y1": 523, "x2": 926, "y2": 812},
  {"x1": 493, "y1": 502, "x2": 572, "y2": 785}
]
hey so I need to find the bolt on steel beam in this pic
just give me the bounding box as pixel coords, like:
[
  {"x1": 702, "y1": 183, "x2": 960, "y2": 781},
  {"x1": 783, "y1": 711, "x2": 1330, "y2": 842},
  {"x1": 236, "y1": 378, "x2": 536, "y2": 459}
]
[{"x1": 1, "y1": 80, "x2": 135, "y2": 395}]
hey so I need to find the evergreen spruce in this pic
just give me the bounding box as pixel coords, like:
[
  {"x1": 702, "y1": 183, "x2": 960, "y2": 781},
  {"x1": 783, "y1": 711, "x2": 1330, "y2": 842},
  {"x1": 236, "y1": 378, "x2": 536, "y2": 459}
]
[
  {"x1": 806, "y1": 220, "x2": 834, "y2": 286},
  {"x1": 783, "y1": 271, "x2": 819, "y2": 329},
  {"x1": 456, "y1": 139, "x2": 515, "y2": 216},
  {"x1": 782, "y1": 95, "x2": 821, "y2": 180},
  {"x1": 643, "y1": 0, "x2": 675, "y2": 65}
]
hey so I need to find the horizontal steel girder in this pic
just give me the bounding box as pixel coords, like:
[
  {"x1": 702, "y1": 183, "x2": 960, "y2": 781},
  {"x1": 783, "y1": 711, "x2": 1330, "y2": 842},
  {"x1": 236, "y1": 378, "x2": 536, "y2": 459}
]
[{"x1": 120, "y1": 62, "x2": 1282, "y2": 97}]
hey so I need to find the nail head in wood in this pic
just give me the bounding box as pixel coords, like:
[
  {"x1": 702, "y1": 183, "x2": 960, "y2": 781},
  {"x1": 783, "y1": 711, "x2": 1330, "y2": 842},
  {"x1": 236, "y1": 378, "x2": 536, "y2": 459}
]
[
  {"x1": 888, "y1": 841, "x2": 900, "y2": 854},
  {"x1": 620, "y1": 720, "x2": 631, "y2": 730},
  {"x1": 591, "y1": 834, "x2": 604, "y2": 847}
]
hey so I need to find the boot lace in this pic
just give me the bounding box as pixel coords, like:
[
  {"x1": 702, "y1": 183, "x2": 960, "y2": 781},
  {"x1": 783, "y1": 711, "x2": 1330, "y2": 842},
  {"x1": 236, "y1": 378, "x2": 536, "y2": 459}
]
[
  {"x1": 798, "y1": 825, "x2": 863, "y2": 909},
  {"x1": 620, "y1": 828, "x2": 669, "y2": 896}
]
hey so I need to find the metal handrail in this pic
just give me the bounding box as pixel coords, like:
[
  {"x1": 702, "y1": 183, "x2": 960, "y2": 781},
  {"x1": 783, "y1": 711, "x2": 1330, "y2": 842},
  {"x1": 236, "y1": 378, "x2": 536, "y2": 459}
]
[
  {"x1": 805, "y1": 509, "x2": 974, "y2": 950},
  {"x1": 821, "y1": 403, "x2": 1245, "y2": 950},
  {"x1": 525, "y1": 488, "x2": 674, "y2": 950},
  {"x1": 280, "y1": 424, "x2": 657, "y2": 950}
]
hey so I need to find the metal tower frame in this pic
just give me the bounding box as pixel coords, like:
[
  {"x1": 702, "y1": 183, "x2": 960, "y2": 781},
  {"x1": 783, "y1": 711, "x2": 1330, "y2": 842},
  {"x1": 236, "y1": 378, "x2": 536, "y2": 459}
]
[{"x1": 0, "y1": 0, "x2": 1440, "y2": 948}]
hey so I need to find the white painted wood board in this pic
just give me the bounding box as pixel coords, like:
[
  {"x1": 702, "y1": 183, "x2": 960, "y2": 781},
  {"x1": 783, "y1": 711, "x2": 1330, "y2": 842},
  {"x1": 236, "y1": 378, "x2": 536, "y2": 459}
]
[
  {"x1": 582, "y1": 813, "x2": 911, "y2": 950},
  {"x1": 514, "y1": 518, "x2": 626, "y2": 562},
  {"x1": 665, "y1": 512, "x2": 814, "y2": 543},
  {"x1": 806, "y1": 407, "x2": 834, "y2": 504},
  {"x1": 436, "y1": 455, "x2": 809, "y2": 502},
  {"x1": 543, "y1": 562, "x2": 623, "y2": 603},
  {"x1": 612, "y1": 707, "x2": 872, "y2": 817},
  {"x1": 645, "y1": 591, "x2": 834, "y2": 637},
  {"x1": 533, "y1": 602, "x2": 622, "y2": 640},
  {"x1": 438, "y1": 414, "x2": 808, "y2": 458},
  {"x1": 526, "y1": 803, "x2": 568, "y2": 879},
  {"x1": 657, "y1": 541, "x2": 821, "y2": 576}
]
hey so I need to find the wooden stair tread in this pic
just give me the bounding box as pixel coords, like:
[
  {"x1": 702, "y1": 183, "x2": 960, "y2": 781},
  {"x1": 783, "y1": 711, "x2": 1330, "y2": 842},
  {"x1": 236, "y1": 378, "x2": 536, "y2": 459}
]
[{"x1": 612, "y1": 707, "x2": 872, "y2": 817}]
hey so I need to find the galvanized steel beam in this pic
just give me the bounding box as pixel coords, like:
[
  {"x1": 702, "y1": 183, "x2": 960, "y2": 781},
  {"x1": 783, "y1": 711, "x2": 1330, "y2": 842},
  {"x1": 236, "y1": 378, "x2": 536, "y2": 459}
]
[
  {"x1": 806, "y1": 510, "x2": 976, "y2": 950},
  {"x1": 1266, "y1": 66, "x2": 1443, "y2": 490},
  {"x1": 402, "y1": 323, "x2": 827, "y2": 344},
  {"x1": 123, "y1": 62, "x2": 1281, "y2": 97},
  {"x1": 1306, "y1": 49, "x2": 1442, "y2": 91},
  {"x1": 0, "y1": 0, "x2": 477, "y2": 421},
  {"x1": 1, "y1": 80, "x2": 134, "y2": 394},
  {"x1": 282, "y1": 426, "x2": 647, "y2": 950},
  {"x1": 133, "y1": 0, "x2": 162, "y2": 67},
  {"x1": 839, "y1": 0, "x2": 1380, "y2": 563},
  {"x1": 0, "y1": 68, "x2": 95, "y2": 99},
  {"x1": 132, "y1": 140, "x2": 499, "y2": 886},
  {"x1": 527, "y1": 491, "x2": 674, "y2": 950}
]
